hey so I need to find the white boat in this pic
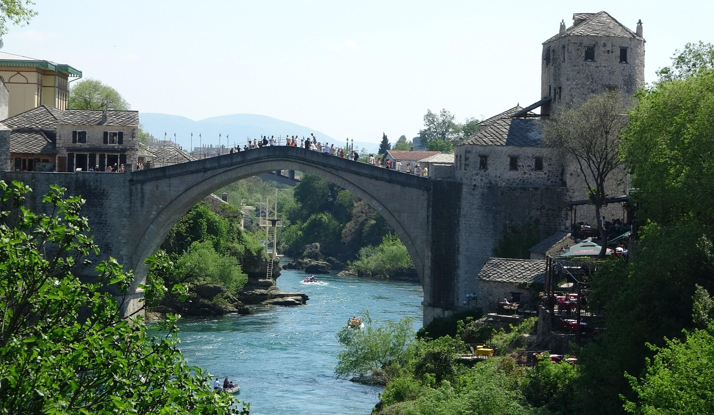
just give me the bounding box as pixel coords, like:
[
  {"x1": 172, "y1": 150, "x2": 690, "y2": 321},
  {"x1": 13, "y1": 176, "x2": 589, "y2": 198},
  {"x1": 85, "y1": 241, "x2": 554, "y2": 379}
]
[{"x1": 223, "y1": 385, "x2": 241, "y2": 394}]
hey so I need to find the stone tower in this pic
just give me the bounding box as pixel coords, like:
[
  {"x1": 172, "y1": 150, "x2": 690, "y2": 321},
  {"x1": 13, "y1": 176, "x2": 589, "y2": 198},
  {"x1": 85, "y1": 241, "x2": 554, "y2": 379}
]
[{"x1": 540, "y1": 12, "x2": 645, "y2": 115}]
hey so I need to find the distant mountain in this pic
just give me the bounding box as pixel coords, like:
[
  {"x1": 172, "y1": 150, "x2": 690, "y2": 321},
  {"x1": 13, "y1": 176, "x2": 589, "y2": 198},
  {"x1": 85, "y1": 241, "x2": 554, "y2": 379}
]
[{"x1": 139, "y1": 113, "x2": 379, "y2": 154}]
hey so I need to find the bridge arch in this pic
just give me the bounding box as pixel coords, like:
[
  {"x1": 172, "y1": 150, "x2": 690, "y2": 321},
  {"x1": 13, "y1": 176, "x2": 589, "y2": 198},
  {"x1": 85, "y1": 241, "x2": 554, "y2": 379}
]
[{"x1": 128, "y1": 147, "x2": 435, "y2": 316}]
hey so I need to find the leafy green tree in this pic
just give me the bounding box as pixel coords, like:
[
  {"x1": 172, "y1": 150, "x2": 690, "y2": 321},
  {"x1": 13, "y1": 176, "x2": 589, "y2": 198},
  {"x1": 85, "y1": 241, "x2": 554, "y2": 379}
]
[
  {"x1": 624, "y1": 321, "x2": 714, "y2": 415},
  {"x1": 393, "y1": 135, "x2": 411, "y2": 150},
  {"x1": 622, "y1": 68, "x2": 714, "y2": 238},
  {"x1": 426, "y1": 139, "x2": 454, "y2": 152},
  {"x1": 656, "y1": 41, "x2": 714, "y2": 82},
  {"x1": 544, "y1": 90, "x2": 630, "y2": 257},
  {"x1": 0, "y1": 0, "x2": 36, "y2": 38},
  {"x1": 162, "y1": 202, "x2": 228, "y2": 255},
  {"x1": 460, "y1": 117, "x2": 481, "y2": 140},
  {"x1": 379, "y1": 133, "x2": 391, "y2": 155},
  {"x1": 419, "y1": 109, "x2": 459, "y2": 143},
  {"x1": 69, "y1": 78, "x2": 130, "y2": 110},
  {"x1": 336, "y1": 313, "x2": 415, "y2": 381},
  {"x1": 350, "y1": 234, "x2": 413, "y2": 278},
  {"x1": 523, "y1": 356, "x2": 579, "y2": 412},
  {"x1": 0, "y1": 181, "x2": 245, "y2": 414}
]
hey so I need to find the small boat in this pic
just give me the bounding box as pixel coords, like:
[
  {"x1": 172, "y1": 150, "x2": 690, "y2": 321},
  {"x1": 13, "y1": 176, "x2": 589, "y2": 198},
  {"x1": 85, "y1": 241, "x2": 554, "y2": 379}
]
[
  {"x1": 347, "y1": 317, "x2": 364, "y2": 330},
  {"x1": 223, "y1": 385, "x2": 241, "y2": 394},
  {"x1": 303, "y1": 275, "x2": 318, "y2": 283}
]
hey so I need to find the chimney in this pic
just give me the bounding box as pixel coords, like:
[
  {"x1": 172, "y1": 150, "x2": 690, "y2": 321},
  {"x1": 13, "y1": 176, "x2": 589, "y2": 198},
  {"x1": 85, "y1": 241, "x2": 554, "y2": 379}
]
[
  {"x1": 101, "y1": 109, "x2": 108, "y2": 124},
  {"x1": 636, "y1": 19, "x2": 643, "y2": 37},
  {"x1": 559, "y1": 20, "x2": 566, "y2": 34}
]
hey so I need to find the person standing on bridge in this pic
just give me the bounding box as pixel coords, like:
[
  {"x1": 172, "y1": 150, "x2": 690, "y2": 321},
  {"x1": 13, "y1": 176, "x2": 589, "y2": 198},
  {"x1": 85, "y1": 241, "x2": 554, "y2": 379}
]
[
  {"x1": 414, "y1": 165, "x2": 422, "y2": 176},
  {"x1": 323, "y1": 143, "x2": 330, "y2": 154}
]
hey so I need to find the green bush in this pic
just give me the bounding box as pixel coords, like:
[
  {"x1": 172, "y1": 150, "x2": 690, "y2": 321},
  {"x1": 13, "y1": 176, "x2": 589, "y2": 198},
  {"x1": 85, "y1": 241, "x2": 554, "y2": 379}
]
[
  {"x1": 416, "y1": 309, "x2": 483, "y2": 340},
  {"x1": 523, "y1": 355, "x2": 580, "y2": 412},
  {"x1": 335, "y1": 313, "x2": 415, "y2": 380},
  {"x1": 350, "y1": 234, "x2": 414, "y2": 277}
]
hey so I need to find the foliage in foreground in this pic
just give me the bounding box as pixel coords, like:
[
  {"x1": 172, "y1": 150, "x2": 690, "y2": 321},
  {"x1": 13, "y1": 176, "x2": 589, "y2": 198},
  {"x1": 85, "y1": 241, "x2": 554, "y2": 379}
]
[
  {"x1": 335, "y1": 313, "x2": 415, "y2": 380},
  {"x1": 0, "y1": 181, "x2": 246, "y2": 414},
  {"x1": 624, "y1": 320, "x2": 714, "y2": 415}
]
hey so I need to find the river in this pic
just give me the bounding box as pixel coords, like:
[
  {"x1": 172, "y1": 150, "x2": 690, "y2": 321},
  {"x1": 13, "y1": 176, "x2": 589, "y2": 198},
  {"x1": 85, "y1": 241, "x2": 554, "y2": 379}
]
[{"x1": 173, "y1": 263, "x2": 423, "y2": 415}]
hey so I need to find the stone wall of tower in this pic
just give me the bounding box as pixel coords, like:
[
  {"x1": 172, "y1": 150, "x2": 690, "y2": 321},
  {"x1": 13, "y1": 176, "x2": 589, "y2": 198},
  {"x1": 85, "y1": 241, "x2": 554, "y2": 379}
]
[{"x1": 541, "y1": 34, "x2": 645, "y2": 114}]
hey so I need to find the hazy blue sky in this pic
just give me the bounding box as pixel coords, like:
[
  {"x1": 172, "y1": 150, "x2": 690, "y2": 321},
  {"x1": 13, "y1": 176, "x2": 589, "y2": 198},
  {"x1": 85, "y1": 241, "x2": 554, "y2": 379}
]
[{"x1": 4, "y1": 0, "x2": 712, "y2": 145}]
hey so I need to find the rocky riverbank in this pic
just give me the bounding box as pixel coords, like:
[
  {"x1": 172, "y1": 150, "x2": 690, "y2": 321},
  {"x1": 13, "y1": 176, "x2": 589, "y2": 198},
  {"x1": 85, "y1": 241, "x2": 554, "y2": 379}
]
[
  {"x1": 285, "y1": 242, "x2": 419, "y2": 282},
  {"x1": 150, "y1": 256, "x2": 309, "y2": 318}
]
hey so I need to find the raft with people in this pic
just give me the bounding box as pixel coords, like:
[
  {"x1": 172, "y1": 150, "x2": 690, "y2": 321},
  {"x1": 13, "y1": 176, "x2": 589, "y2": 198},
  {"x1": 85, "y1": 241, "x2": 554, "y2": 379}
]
[
  {"x1": 214, "y1": 377, "x2": 240, "y2": 394},
  {"x1": 347, "y1": 317, "x2": 365, "y2": 330},
  {"x1": 303, "y1": 275, "x2": 318, "y2": 283}
]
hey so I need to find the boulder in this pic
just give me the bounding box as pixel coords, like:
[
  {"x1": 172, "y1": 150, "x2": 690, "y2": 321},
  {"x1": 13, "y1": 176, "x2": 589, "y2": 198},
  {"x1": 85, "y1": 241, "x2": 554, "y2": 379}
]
[
  {"x1": 302, "y1": 243, "x2": 324, "y2": 261},
  {"x1": 193, "y1": 283, "x2": 225, "y2": 300},
  {"x1": 264, "y1": 296, "x2": 305, "y2": 306},
  {"x1": 326, "y1": 257, "x2": 344, "y2": 270},
  {"x1": 305, "y1": 261, "x2": 331, "y2": 274},
  {"x1": 338, "y1": 269, "x2": 358, "y2": 277}
]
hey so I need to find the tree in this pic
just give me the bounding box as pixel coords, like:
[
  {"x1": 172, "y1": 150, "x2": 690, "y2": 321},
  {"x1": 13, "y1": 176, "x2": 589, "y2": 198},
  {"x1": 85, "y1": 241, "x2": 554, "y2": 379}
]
[
  {"x1": 393, "y1": 135, "x2": 411, "y2": 151},
  {"x1": 426, "y1": 139, "x2": 453, "y2": 153},
  {"x1": 419, "y1": 109, "x2": 459, "y2": 144},
  {"x1": 460, "y1": 117, "x2": 481, "y2": 140},
  {"x1": 335, "y1": 312, "x2": 414, "y2": 381},
  {"x1": 69, "y1": 78, "x2": 130, "y2": 111},
  {"x1": 0, "y1": 181, "x2": 246, "y2": 414},
  {"x1": 656, "y1": 41, "x2": 714, "y2": 83},
  {"x1": 543, "y1": 90, "x2": 630, "y2": 257},
  {"x1": 624, "y1": 311, "x2": 714, "y2": 414},
  {"x1": 0, "y1": 0, "x2": 36, "y2": 38},
  {"x1": 622, "y1": 68, "x2": 714, "y2": 238},
  {"x1": 379, "y1": 133, "x2": 391, "y2": 155}
]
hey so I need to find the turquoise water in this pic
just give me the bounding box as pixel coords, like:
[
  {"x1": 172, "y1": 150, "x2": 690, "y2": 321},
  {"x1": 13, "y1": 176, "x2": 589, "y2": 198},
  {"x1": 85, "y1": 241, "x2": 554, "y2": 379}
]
[{"x1": 174, "y1": 265, "x2": 423, "y2": 415}]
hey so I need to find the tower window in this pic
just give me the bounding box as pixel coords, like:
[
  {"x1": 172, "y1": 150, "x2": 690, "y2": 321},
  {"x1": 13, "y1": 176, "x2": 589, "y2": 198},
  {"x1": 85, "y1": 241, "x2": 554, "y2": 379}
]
[
  {"x1": 620, "y1": 47, "x2": 628, "y2": 63},
  {"x1": 558, "y1": 87, "x2": 562, "y2": 102},
  {"x1": 562, "y1": 45, "x2": 566, "y2": 62},
  {"x1": 479, "y1": 155, "x2": 488, "y2": 170},
  {"x1": 509, "y1": 156, "x2": 518, "y2": 171},
  {"x1": 535, "y1": 157, "x2": 544, "y2": 171},
  {"x1": 585, "y1": 46, "x2": 595, "y2": 61}
]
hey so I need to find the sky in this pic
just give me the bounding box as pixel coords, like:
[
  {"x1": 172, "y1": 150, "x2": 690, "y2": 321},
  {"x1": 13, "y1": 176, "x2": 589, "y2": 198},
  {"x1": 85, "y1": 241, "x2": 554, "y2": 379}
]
[{"x1": 4, "y1": 0, "x2": 713, "y2": 145}]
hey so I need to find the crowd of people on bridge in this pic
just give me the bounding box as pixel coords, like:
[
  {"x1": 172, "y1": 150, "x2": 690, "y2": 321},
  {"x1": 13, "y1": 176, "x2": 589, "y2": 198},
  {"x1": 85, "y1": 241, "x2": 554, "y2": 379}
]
[{"x1": 224, "y1": 133, "x2": 429, "y2": 177}]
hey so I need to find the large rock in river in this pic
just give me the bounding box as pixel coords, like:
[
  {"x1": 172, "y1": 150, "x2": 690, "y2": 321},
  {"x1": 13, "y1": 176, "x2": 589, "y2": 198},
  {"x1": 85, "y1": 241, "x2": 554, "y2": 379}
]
[{"x1": 305, "y1": 261, "x2": 331, "y2": 274}]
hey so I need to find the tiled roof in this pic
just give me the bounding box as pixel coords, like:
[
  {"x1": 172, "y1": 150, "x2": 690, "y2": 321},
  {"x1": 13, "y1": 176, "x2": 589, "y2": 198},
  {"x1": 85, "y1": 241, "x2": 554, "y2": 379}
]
[
  {"x1": 479, "y1": 105, "x2": 526, "y2": 126},
  {"x1": 418, "y1": 153, "x2": 454, "y2": 164},
  {"x1": 2, "y1": 105, "x2": 62, "y2": 129},
  {"x1": 10, "y1": 129, "x2": 57, "y2": 154},
  {"x1": 544, "y1": 11, "x2": 643, "y2": 44},
  {"x1": 59, "y1": 110, "x2": 139, "y2": 126},
  {"x1": 478, "y1": 258, "x2": 546, "y2": 284},
  {"x1": 386, "y1": 150, "x2": 439, "y2": 161},
  {"x1": 459, "y1": 118, "x2": 543, "y2": 147},
  {"x1": 529, "y1": 231, "x2": 571, "y2": 255},
  {"x1": 2, "y1": 106, "x2": 138, "y2": 129},
  {"x1": 146, "y1": 145, "x2": 196, "y2": 164}
]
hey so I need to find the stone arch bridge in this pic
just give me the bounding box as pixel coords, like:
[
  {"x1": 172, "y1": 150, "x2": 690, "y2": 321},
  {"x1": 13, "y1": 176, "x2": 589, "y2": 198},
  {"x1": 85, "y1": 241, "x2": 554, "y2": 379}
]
[{"x1": 6, "y1": 146, "x2": 462, "y2": 325}]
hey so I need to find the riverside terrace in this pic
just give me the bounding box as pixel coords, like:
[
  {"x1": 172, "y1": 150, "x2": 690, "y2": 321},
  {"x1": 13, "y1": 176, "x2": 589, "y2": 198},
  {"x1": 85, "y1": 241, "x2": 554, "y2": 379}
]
[{"x1": 3, "y1": 145, "x2": 463, "y2": 325}]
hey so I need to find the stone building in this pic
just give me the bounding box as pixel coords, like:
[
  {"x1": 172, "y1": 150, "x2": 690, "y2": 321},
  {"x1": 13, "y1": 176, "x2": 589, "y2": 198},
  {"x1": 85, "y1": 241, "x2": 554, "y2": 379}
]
[
  {"x1": 0, "y1": 51, "x2": 81, "y2": 117},
  {"x1": 453, "y1": 11, "x2": 644, "y2": 309},
  {"x1": 541, "y1": 12, "x2": 645, "y2": 115},
  {"x1": 1, "y1": 105, "x2": 139, "y2": 172},
  {"x1": 56, "y1": 109, "x2": 139, "y2": 172},
  {"x1": 477, "y1": 258, "x2": 546, "y2": 312}
]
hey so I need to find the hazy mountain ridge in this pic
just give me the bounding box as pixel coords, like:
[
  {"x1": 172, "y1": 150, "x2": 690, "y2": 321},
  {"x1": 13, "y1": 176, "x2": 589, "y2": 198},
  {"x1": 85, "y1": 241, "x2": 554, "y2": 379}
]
[{"x1": 139, "y1": 113, "x2": 379, "y2": 153}]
